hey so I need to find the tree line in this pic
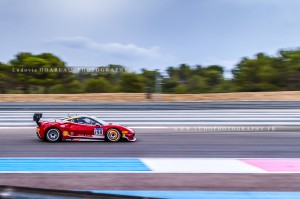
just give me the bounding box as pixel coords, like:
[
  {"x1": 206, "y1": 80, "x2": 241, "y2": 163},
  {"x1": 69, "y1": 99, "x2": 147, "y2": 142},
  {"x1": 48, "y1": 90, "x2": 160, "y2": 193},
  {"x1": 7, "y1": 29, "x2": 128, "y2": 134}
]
[{"x1": 1, "y1": 49, "x2": 300, "y2": 94}]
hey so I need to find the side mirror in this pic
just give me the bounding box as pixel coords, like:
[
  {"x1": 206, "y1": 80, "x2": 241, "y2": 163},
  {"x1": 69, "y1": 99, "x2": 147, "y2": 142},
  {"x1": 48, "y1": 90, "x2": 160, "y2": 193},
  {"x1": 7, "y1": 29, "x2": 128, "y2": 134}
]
[{"x1": 95, "y1": 124, "x2": 101, "y2": 128}]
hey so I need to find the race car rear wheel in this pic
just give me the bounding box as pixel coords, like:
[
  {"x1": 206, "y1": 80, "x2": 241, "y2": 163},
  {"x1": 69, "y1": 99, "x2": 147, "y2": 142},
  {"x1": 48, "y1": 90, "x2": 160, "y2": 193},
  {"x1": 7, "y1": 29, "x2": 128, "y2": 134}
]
[
  {"x1": 106, "y1": 128, "x2": 121, "y2": 142},
  {"x1": 45, "y1": 128, "x2": 61, "y2": 142}
]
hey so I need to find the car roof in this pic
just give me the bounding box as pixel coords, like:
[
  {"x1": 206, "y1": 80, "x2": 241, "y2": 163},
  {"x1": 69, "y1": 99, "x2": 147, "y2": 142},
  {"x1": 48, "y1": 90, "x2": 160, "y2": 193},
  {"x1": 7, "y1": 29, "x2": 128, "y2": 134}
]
[{"x1": 63, "y1": 115, "x2": 93, "y2": 121}]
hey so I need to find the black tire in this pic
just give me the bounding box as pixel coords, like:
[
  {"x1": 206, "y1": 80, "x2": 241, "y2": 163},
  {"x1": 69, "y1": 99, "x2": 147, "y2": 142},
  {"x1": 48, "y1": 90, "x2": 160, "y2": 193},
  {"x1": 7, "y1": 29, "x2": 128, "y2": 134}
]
[
  {"x1": 45, "y1": 128, "x2": 61, "y2": 142},
  {"x1": 105, "y1": 128, "x2": 122, "y2": 142}
]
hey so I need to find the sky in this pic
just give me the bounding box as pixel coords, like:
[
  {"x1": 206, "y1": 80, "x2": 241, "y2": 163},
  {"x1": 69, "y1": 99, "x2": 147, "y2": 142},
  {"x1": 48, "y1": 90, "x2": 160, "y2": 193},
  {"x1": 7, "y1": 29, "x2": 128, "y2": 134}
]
[{"x1": 1, "y1": 0, "x2": 300, "y2": 76}]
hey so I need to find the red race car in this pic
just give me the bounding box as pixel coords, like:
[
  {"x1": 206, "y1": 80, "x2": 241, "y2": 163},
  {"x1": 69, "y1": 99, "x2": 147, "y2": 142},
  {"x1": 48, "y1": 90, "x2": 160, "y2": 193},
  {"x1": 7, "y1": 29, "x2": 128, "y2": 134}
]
[{"x1": 33, "y1": 113, "x2": 136, "y2": 142}]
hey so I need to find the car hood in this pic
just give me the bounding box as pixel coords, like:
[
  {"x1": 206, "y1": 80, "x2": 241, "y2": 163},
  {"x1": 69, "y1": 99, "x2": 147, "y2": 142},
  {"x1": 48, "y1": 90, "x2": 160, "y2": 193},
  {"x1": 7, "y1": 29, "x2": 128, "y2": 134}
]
[{"x1": 108, "y1": 123, "x2": 134, "y2": 132}]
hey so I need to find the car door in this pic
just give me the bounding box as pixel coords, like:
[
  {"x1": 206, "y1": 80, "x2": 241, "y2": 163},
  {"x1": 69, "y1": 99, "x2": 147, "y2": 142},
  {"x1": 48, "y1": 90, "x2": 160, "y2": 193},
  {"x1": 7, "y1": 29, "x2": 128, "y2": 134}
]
[
  {"x1": 77, "y1": 117, "x2": 99, "y2": 138},
  {"x1": 63, "y1": 117, "x2": 90, "y2": 138},
  {"x1": 64, "y1": 120, "x2": 86, "y2": 137}
]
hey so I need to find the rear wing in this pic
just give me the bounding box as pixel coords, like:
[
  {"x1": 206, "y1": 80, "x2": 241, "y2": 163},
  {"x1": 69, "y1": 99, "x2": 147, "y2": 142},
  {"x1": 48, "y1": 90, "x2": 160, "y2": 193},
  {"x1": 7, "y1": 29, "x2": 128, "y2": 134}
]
[{"x1": 33, "y1": 113, "x2": 42, "y2": 126}]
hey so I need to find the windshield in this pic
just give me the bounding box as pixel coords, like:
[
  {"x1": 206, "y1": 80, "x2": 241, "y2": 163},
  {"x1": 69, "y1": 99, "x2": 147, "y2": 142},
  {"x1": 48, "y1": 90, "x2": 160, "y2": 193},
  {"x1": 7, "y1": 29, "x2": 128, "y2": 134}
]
[{"x1": 91, "y1": 116, "x2": 108, "y2": 125}]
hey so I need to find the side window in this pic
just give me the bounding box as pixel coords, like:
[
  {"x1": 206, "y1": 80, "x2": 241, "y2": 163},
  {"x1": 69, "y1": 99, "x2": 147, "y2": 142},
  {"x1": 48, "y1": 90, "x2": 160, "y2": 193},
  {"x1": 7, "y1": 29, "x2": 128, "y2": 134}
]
[
  {"x1": 77, "y1": 117, "x2": 86, "y2": 124},
  {"x1": 79, "y1": 117, "x2": 97, "y2": 125},
  {"x1": 90, "y1": 119, "x2": 99, "y2": 125}
]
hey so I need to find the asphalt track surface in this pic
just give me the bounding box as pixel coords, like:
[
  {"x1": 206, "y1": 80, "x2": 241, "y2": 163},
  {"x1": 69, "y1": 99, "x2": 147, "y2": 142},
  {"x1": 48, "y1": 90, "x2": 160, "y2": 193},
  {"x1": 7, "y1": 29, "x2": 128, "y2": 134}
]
[
  {"x1": 1, "y1": 173, "x2": 300, "y2": 191},
  {"x1": 1, "y1": 104, "x2": 300, "y2": 192},
  {"x1": 1, "y1": 129, "x2": 300, "y2": 158},
  {"x1": 1, "y1": 129, "x2": 300, "y2": 191}
]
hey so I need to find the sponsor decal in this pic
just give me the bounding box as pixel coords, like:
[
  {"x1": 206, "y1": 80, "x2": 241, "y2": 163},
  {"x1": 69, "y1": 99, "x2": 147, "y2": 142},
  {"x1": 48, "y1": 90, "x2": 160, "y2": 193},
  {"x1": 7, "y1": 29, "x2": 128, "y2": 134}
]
[{"x1": 63, "y1": 131, "x2": 69, "y2": 136}]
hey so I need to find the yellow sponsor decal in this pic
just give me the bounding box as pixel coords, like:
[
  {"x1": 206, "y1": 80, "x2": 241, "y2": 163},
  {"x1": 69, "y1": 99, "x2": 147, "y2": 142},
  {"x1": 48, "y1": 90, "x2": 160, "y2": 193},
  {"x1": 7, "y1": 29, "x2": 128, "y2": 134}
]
[
  {"x1": 64, "y1": 116, "x2": 80, "y2": 121},
  {"x1": 122, "y1": 131, "x2": 128, "y2": 135},
  {"x1": 63, "y1": 131, "x2": 69, "y2": 136}
]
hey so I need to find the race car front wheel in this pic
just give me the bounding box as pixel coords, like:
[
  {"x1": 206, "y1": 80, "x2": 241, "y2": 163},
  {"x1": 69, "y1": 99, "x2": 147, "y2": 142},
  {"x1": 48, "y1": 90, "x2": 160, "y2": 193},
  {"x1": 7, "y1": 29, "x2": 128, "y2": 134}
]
[
  {"x1": 106, "y1": 128, "x2": 121, "y2": 142},
  {"x1": 45, "y1": 128, "x2": 61, "y2": 142}
]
